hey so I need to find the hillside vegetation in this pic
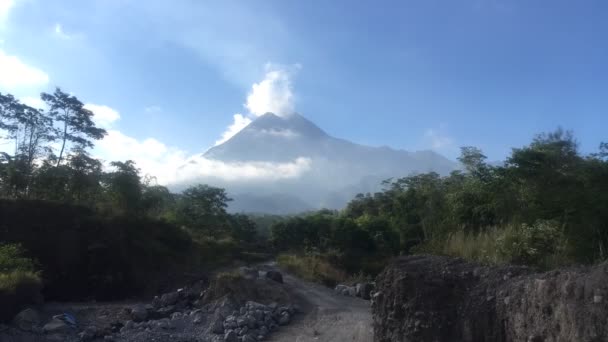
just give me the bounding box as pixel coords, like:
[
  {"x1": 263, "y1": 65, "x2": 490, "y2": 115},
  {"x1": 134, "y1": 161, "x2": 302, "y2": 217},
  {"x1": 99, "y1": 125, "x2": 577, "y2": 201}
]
[{"x1": 272, "y1": 130, "x2": 608, "y2": 283}]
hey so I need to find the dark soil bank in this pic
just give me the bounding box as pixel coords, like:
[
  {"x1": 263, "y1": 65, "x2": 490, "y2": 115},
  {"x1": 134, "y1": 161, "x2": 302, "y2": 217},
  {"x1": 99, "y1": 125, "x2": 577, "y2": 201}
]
[{"x1": 373, "y1": 255, "x2": 608, "y2": 342}]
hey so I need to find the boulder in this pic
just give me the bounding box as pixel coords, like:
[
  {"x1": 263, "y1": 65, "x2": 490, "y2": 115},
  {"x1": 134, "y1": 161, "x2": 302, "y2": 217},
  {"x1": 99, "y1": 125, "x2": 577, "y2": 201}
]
[
  {"x1": 265, "y1": 271, "x2": 283, "y2": 284},
  {"x1": 224, "y1": 329, "x2": 238, "y2": 342},
  {"x1": 43, "y1": 318, "x2": 71, "y2": 334},
  {"x1": 373, "y1": 255, "x2": 608, "y2": 342},
  {"x1": 160, "y1": 292, "x2": 179, "y2": 307},
  {"x1": 130, "y1": 304, "x2": 148, "y2": 322},
  {"x1": 12, "y1": 308, "x2": 40, "y2": 331}
]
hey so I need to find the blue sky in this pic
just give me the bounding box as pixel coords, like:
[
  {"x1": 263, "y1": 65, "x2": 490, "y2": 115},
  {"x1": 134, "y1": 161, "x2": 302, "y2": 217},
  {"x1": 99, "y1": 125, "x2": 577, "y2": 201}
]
[{"x1": 1, "y1": 0, "x2": 607, "y2": 180}]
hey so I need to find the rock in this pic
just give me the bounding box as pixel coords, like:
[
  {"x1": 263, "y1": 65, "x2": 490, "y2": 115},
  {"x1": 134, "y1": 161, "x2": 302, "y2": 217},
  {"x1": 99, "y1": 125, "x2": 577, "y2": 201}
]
[
  {"x1": 347, "y1": 286, "x2": 357, "y2": 297},
  {"x1": 155, "y1": 305, "x2": 176, "y2": 318},
  {"x1": 334, "y1": 284, "x2": 347, "y2": 294},
  {"x1": 43, "y1": 318, "x2": 71, "y2": 334},
  {"x1": 239, "y1": 267, "x2": 259, "y2": 280},
  {"x1": 211, "y1": 313, "x2": 224, "y2": 334},
  {"x1": 241, "y1": 333, "x2": 256, "y2": 342},
  {"x1": 278, "y1": 312, "x2": 290, "y2": 326},
  {"x1": 193, "y1": 313, "x2": 205, "y2": 324},
  {"x1": 359, "y1": 283, "x2": 374, "y2": 300},
  {"x1": 160, "y1": 292, "x2": 180, "y2": 307},
  {"x1": 78, "y1": 326, "x2": 98, "y2": 341},
  {"x1": 373, "y1": 255, "x2": 608, "y2": 342},
  {"x1": 265, "y1": 271, "x2": 283, "y2": 284},
  {"x1": 224, "y1": 329, "x2": 238, "y2": 342},
  {"x1": 130, "y1": 304, "x2": 148, "y2": 322},
  {"x1": 13, "y1": 308, "x2": 40, "y2": 331}
]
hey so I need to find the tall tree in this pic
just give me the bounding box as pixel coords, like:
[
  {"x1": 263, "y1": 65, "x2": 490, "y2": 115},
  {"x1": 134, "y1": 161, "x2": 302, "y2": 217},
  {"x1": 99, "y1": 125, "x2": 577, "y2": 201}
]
[{"x1": 41, "y1": 88, "x2": 106, "y2": 166}]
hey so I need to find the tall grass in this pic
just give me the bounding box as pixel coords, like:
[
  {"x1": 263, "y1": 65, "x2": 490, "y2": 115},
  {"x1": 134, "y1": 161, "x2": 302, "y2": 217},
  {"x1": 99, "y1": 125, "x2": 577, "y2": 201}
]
[
  {"x1": 417, "y1": 221, "x2": 571, "y2": 269},
  {"x1": 277, "y1": 253, "x2": 348, "y2": 287}
]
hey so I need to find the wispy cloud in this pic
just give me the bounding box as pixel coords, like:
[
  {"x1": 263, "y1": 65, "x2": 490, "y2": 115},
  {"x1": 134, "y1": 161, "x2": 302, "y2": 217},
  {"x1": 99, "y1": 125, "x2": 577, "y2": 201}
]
[
  {"x1": 425, "y1": 129, "x2": 453, "y2": 149},
  {"x1": 144, "y1": 105, "x2": 162, "y2": 113},
  {"x1": 53, "y1": 23, "x2": 81, "y2": 40}
]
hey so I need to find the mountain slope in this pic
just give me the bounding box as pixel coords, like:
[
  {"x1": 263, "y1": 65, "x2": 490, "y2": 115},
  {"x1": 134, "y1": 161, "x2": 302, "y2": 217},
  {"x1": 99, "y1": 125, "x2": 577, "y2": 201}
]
[{"x1": 201, "y1": 113, "x2": 457, "y2": 213}]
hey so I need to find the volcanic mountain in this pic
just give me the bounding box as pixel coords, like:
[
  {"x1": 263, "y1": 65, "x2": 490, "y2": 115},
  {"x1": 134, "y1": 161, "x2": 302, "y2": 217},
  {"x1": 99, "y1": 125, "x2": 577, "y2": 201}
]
[{"x1": 193, "y1": 113, "x2": 457, "y2": 213}]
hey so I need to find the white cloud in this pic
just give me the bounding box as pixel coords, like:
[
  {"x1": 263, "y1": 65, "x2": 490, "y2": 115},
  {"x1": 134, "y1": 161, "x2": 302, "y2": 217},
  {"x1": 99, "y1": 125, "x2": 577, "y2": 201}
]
[
  {"x1": 87, "y1": 101, "x2": 309, "y2": 185},
  {"x1": 213, "y1": 63, "x2": 300, "y2": 147},
  {"x1": 0, "y1": 49, "x2": 49, "y2": 90},
  {"x1": 0, "y1": 0, "x2": 15, "y2": 26},
  {"x1": 214, "y1": 113, "x2": 252, "y2": 146},
  {"x1": 244, "y1": 63, "x2": 300, "y2": 117},
  {"x1": 84, "y1": 104, "x2": 121, "y2": 129},
  {"x1": 19, "y1": 96, "x2": 45, "y2": 109},
  {"x1": 94, "y1": 129, "x2": 311, "y2": 185},
  {"x1": 177, "y1": 155, "x2": 312, "y2": 183}
]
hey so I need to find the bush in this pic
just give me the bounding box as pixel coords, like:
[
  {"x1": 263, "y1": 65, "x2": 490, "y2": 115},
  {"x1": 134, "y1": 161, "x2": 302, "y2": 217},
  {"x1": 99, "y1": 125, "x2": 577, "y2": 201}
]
[
  {"x1": 0, "y1": 244, "x2": 42, "y2": 321},
  {"x1": 416, "y1": 221, "x2": 569, "y2": 269},
  {"x1": 277, "y1": 253, "x2": 347, "y2": 287},
  {"x1": 496, "y1": 220, "x2": 568, "y2": 268}
]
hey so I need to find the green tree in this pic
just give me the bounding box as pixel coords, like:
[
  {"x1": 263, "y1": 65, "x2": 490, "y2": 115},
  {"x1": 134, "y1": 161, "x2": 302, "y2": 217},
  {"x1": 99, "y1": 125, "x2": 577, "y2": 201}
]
[
  {"x1": 104, "y1": 160, "x2": 142, "y2": 214},
  {"x1": 175, "y1": 184, "x2": 232, "y2": 235},
  {"x1": 41, "y1": 88, "x2": 106, "y2": 166}
]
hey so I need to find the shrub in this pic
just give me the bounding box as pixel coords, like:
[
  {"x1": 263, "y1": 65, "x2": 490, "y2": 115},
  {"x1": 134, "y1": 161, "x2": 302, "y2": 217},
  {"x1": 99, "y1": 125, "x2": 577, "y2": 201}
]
[
  {"x1": 496, "y1": 220, "x2": 568, "y2": 268},
  {"x1": 416, "y1": 220, "x2": 569, "y2": 269},
  {"x1": 277, "y1": 253, "x2": 347, "y2": 287},
  {"x1": 0, "y1": 244, "x2": 42, "y2": 321}
]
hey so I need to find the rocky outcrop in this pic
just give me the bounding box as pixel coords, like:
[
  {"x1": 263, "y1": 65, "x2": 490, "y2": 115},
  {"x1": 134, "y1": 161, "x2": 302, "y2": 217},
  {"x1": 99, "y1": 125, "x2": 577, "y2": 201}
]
[
  {"x1": 373, "y1": 255, "x2": 608, "y2": 342},
  {"x1": 335, "y1": 282, "x2": 375, "y2": 300}
]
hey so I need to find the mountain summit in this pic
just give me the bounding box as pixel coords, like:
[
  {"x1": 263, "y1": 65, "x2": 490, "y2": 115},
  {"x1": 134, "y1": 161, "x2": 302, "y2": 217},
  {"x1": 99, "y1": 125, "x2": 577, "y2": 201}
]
[
  {"x1": 204, "y1": 112, "x2": 328, "y2": 162},
  {"x1": 201, "y1": 113, "x2": 457, "y2": 213}
]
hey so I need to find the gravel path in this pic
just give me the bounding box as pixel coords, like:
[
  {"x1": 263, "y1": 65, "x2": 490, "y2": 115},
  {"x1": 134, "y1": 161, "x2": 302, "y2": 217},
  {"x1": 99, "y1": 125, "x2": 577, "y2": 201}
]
[
  {"x1": 261, "y1": 264, "x2": 374, "y2": 342},
  {"x1": 1, "y1": 263, "x2": 374, "y2": 342}
]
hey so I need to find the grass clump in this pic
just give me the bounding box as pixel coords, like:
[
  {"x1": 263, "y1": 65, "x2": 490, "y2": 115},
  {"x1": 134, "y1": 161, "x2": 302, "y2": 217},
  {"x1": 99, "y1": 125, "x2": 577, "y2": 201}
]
[
  {"x1": 417, "y1": 220, "x2": 570, "y2": 269},
  {"x1": 277, "y1": 253, "x2": 348, "y2": 287}
]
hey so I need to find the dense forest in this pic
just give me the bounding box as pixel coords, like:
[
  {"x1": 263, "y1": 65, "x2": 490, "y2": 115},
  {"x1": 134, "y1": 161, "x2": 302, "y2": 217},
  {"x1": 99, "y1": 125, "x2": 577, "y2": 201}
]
[{"x1": 1, "y1": 88, "x2": 607, "y2": 317}]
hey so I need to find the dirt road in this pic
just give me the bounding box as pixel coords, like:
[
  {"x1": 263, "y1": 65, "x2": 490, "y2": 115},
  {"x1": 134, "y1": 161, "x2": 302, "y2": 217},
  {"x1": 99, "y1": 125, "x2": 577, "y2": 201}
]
[{"x1": 260, "y1": 263, "x2": 374, "y2": 342}]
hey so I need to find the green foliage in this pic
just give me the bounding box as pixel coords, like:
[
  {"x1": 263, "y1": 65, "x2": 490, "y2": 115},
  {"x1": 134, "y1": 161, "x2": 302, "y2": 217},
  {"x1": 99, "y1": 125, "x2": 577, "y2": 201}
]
[
  {"x1": 277, "y1": 253, "x2": 347, "y2": 287},
  {"x1": 174, "y1": 184, "x2": 232, "y2": 235},
  {"x1": 0, "y1": 243, "x2": 42, "y2": 321},
  {"x1": 0, "y1": 244, "x2": 38, "y2": 274}
]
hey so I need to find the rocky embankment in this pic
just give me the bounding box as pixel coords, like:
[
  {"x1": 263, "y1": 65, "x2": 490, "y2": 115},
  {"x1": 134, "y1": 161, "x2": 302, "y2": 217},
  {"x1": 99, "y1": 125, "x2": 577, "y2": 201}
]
[
  {"x1": 1, "y1": 267, "x2": 298, "y2": 342},
  {"x1": 373, "y1": 255, "x2": 608, "y2": 342}
]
